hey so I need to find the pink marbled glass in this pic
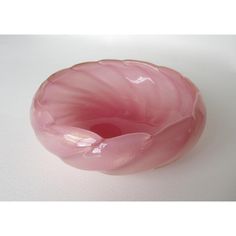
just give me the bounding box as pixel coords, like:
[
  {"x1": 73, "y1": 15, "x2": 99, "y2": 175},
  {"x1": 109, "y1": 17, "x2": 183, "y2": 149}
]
[{"x1": 31, "y1": 60, "x2": 206, "y2": 174}]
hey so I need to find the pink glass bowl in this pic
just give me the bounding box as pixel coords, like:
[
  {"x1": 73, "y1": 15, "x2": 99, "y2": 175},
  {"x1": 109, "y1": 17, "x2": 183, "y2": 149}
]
[{"x1": 31, "y1": 60, "x2": 206, "y2": 175}]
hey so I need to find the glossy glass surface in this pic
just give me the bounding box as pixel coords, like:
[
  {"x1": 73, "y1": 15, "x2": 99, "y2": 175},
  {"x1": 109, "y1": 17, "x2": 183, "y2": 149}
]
[{"x1": 31, "y1": 60, "x2": 206, "y2": 174}]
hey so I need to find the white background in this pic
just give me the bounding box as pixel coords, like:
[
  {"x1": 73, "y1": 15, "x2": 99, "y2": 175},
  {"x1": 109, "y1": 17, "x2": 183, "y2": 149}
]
[{"x1": 0, "y1": 35, "x2": 235, "y2": 200}]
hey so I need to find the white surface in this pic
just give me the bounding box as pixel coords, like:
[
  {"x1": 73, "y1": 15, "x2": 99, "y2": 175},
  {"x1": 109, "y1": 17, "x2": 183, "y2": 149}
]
[{"x1": 0, "y1": 35, "x2": 235, "y2": 200}]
